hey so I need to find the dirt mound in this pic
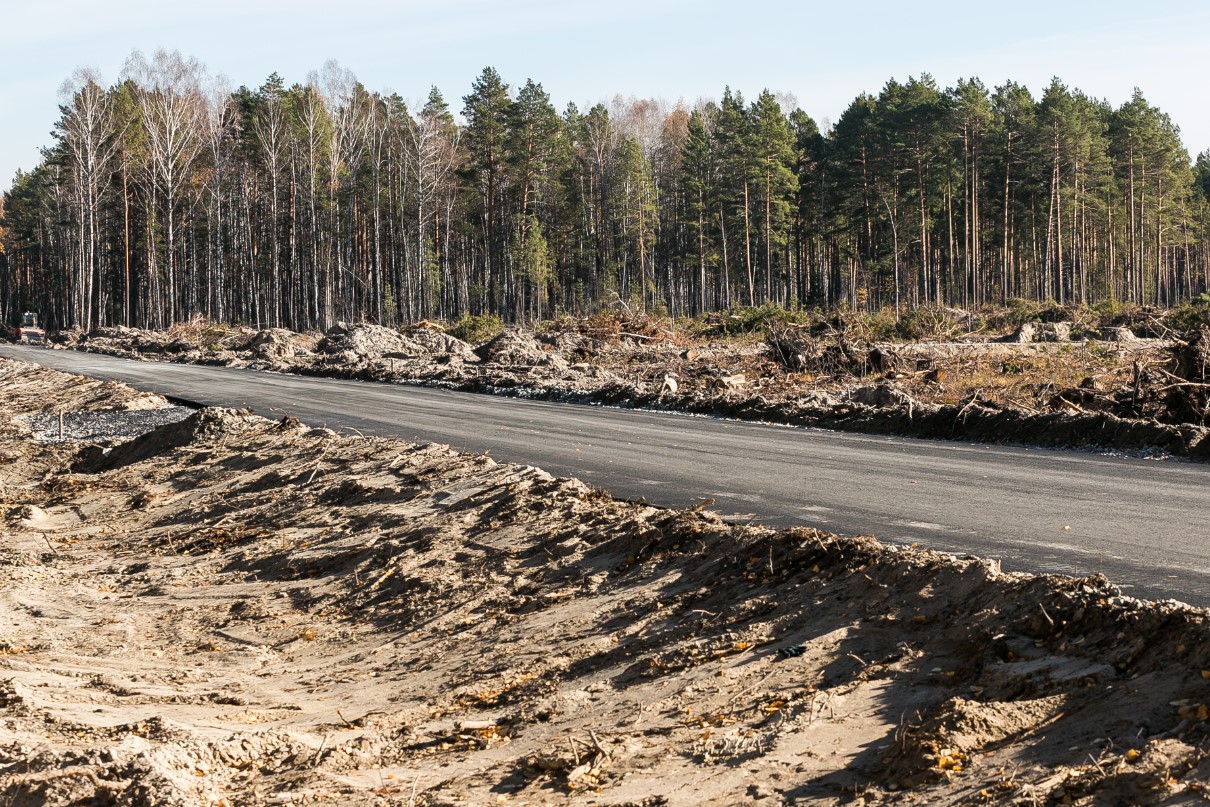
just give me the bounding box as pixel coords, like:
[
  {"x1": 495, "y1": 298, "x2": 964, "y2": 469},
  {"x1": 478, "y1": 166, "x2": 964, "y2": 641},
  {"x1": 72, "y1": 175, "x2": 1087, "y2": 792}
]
[
  {"x1": 402, "y1": 325, "x2": 477, "y2": 359},
  {"x1": 4, "y1": 358, "x2": 1210, "y2": 804},
  {"x1": 246, "y1": 328, "x2": 308, "y2": 361},
  {"x1": 94, "y1": 327, "x2": 194, "y2": 355},
  {"x1": 88, "y1": 325, "x2": 143, "y2": 341},
  {"x1": 1155, "y1": 327, "x2": 1210, "y2": 427},
  {"x1": 316, "y1": 323, "x2": 477, "y2": 367},
  {"x1": 1171, "y1": 326, "x2": 1210, "y2": 384},
  {"x1": 846, "y1": 382, "x2": 920, "y2": 409},
  {"x1": 475, "y1": 328, "x2": 557, "y2": 366},
  {"x1": 0, "y1": 361, "x2": 176, "y2": 418},
  {"x1": 1102, "y1": 325, "x2": 1142, "y2": 343},
  {"x1": 538, "y1": 329, "x2": 597, "y2": 358},
  {"x1": 317, "y1": 322, "x2": 414, "y2": 360},
  {"x1": 765, "y1": 323, "x2": 877, "y2": 375}
]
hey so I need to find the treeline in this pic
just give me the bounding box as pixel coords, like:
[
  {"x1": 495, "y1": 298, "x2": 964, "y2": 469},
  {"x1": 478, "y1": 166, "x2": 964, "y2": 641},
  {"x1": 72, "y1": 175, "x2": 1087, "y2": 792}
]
[{"x1": 3, "y1": 49, "x2": 1210, "y2": 332}]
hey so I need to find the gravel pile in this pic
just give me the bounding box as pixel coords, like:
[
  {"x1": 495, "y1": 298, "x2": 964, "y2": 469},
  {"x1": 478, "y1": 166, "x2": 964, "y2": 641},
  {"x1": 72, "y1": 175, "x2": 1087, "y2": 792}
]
[{"x1": 18, "y1": 406, "x2": 195, "y2": 444}]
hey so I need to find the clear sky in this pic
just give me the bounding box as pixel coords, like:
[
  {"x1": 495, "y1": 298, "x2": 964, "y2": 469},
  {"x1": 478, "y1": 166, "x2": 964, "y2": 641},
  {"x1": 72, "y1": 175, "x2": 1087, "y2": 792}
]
[{"x1": 3, "y1": 0, "x2": 1209, "y2": 194}]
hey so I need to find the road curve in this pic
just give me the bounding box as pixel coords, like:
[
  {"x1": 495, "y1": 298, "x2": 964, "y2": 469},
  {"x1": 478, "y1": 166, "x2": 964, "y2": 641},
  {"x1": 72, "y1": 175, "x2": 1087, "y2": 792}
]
[{"x1": 4, "y1": 344, "x2": 1209, "y2": 605}]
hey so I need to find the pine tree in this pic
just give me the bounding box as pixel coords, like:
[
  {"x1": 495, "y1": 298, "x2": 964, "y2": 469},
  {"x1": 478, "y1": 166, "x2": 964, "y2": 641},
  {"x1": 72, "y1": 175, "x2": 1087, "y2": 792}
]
[
  {"x1": 609, "y1": 137, "x2": 657, "y2": 309},
  {"x1": 748, "y1": 90, "x2": 797, "y2": 304},
  {"x1": 715, "y1": 88, "x2": 753, "y2": 304},
  {"x1": 951, "y1": 77, "x2": 992, "y2": 306},
  {"x1": 7, "y1": 60, "x2": 1210, "y2": 331},
  {"x1": 462, "y1": 67, "x2": 512, "y2": 312},
  {"x1": 512, "y1": 213, "x2": 552, "y2": 322},
  {"x1": 989, "y1": 81, "x2": 1037, "y2": 301},
  {"x1": 789, "y1": 107, "x2": 825, "y2": 306},
  {"x1": 681, "y1": 109, "x2": 716, "y2": 313},
  {"x1": 830, "y1": 92, "x2": 881, "y2": 308}
]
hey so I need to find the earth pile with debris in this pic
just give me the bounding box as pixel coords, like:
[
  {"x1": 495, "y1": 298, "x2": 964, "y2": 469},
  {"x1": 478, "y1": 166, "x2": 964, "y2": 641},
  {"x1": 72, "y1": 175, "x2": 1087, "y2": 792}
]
[
  {"x1": 2, "y1": 357, "x2": 1210, "y2": 805},
  {"x1": 50, "y1": 312, "x2": 1210, "y2": 458}
]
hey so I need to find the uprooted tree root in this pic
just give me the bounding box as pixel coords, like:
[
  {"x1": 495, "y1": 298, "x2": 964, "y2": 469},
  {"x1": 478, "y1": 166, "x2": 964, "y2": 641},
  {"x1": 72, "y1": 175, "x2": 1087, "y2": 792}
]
[
  {"x1": 763, "y1": 322, "x2": 891, "y2": 377},
  {"x1": 3, "y1": 358, "x2": 1210, "y2": 805},
  {"x1": 1162, "y1": 325, "x2": 1210, "y2": 424}
]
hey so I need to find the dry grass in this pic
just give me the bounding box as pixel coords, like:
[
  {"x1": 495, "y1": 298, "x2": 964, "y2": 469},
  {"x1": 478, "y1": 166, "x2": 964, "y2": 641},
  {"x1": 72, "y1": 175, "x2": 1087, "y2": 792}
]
[{"x1": 902, "y1": 346, "x2": 1138, "y2": 410}]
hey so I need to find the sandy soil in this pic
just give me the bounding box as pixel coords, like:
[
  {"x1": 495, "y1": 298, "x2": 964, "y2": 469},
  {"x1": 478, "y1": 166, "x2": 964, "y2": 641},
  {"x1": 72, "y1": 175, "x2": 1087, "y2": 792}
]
[
  {"x1": 50, "y1": 316, "x2": 1210, "y2": 459},
  {"x1": 2, "y1": 357, "x2": 1210, "y2": 805}
]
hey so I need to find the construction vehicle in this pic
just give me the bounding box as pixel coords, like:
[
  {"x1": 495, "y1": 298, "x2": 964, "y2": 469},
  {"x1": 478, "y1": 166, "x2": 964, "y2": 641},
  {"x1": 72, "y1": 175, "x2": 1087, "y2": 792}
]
[{"x1": 16, "y1": 312, "x2": 45, "y2": 343}]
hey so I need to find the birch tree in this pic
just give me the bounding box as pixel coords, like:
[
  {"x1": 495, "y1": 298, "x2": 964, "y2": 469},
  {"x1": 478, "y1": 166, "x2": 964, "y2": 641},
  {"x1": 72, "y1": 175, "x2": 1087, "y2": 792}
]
[
  {"x1": 123, "y1": 49, "x2": 207, "y2": 325},
  {"x1": 250, "y1": 74, "x2": 290, "y2": 325},
  {"x1": 316, "y1": 60, "x2": 370, "y2": 321},
  {"x1": 411, "y1": 88, "x2": 460, "y2": 319},
  {"x1": 56, "y1": 68, "x2": 123, "y2": 329}
]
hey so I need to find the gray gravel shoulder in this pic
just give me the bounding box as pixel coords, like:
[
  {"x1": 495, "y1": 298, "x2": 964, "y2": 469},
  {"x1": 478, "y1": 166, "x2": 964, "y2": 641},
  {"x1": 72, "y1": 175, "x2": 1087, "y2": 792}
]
[{"x1": 17, "y1": 406, "x2": 196, "y2": 444}]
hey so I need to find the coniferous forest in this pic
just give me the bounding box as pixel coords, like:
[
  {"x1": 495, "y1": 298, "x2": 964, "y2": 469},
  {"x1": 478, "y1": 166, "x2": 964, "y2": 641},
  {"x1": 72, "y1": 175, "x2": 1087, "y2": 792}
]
[{"x1": 4, "y1": 49, "x2": 1210, "y2": 332}]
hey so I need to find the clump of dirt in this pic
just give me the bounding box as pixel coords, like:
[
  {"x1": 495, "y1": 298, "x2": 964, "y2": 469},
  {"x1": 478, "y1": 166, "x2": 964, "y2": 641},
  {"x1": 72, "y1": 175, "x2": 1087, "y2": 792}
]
[
  {"x1": 1103, "y1": 325, "x2": 1143, "y2": 344},
  {"x1": 764, "y1": 322, "x2": 880, "y2": 376},
  {"x1": 68, "y1": 320, "x2": 253, "y2": 361},
  {"x1": 3, "y1": 358, "x2": 1210, "y2": 805},
  {"x1": 475, "y1": 328, "x2": 553, "y2": 365},
  {"x1": 470, "y1": 329, "x2": 573, "y2": 380},
  {"x1": 245, "y1": 327, "x2": 310, "y2": 361},
  {"x1": 401, "y1": 323, "x2": 478, "y2": 360},
  {"x1": 0, "y1": 360, "x2": 178, "y2": 419},
  {"x1": 317, "y1": 321, "x2": 417, "y2": 360},
  {"x1": 316, "y1": 322, "x2": 476, "y2": 365}
]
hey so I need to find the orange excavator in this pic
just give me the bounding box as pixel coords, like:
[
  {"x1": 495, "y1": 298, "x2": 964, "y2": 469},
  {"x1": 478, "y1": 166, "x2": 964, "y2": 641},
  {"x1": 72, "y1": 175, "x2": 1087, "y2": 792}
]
[{"x1": 16, "y1": 312, "x2": 45, "y2": 343}]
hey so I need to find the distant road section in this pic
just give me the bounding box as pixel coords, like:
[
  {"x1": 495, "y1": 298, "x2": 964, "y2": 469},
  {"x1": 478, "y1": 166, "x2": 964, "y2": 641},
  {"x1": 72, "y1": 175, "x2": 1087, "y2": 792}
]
[{"x1": 4, "y1": 344, "x2": 1209, "y2": 606}]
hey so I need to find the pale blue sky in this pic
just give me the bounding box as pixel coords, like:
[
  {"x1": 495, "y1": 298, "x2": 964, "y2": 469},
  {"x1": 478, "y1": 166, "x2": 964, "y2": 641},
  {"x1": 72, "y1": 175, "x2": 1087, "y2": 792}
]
[{"x1": 3, "y1": 0, "x2": 1209, "y2": 193}]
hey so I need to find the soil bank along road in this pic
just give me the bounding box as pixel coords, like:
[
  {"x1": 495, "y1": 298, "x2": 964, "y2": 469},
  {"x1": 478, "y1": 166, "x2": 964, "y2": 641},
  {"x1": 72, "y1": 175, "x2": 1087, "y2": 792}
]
[{"x1": 4, "y1": 343, "x2": 1208, "y2": 605}]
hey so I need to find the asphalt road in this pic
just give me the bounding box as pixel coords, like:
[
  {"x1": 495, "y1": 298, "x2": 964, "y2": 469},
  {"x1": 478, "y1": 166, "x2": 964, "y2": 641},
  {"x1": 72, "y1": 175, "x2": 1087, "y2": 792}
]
[{"x1": 4, "y1": 344, "x2": 1209, "y2": 605}]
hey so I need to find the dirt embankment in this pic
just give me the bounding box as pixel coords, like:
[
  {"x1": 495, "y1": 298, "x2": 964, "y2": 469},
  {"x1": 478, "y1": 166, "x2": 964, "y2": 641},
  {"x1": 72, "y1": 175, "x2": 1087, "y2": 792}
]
[
  {"x1": 3, "y1": 358, "x2": 1210, "y2": 805},
  {"x1": 49, "y1": 317, "x2": 1210, "y2": 459}
]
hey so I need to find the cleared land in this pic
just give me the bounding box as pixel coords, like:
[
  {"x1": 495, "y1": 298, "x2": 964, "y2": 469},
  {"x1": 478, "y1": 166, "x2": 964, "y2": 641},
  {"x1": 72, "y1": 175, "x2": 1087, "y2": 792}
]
[
  {"x1": 38, "y1": 310, "x2": 1210, "y2": 458},
  {"x1": 3, "y1": 359, "x2": 1210, "y2": 805}
]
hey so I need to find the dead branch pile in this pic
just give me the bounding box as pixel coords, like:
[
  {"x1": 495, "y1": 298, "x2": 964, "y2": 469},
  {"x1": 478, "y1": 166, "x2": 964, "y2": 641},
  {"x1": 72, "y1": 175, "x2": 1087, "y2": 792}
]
[
  {"x1": 1036, "y1": 327, "x2": 1210, "y2": 427},
  {"x1": 765, "y1": 323, "x2": 912, "y2": 377},
  {"x1": 569, "y1": 310, "x2": 679, "y2": 345}
]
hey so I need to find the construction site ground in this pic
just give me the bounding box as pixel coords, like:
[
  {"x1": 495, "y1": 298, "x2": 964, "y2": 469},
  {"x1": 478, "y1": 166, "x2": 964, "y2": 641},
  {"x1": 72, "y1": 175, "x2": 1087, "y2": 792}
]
[
  {"x1": 3, "y1": 357, "x2": 1210, "y2": 805},
  {"x1": 47, "y1": 310, "x2": 1210, "y2": 460}
]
